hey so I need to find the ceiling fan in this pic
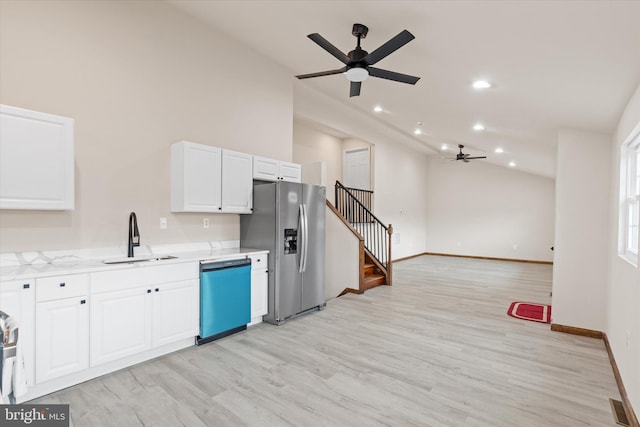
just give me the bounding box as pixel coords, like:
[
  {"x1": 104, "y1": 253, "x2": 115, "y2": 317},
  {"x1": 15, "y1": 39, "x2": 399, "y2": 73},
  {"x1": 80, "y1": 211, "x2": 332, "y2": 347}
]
[
  {"x1": 454, "y1": 145, "x2": 487, "y2": 162},
  {"x1": 295, "y1": 23, "x2": 420, "y2": 97}
]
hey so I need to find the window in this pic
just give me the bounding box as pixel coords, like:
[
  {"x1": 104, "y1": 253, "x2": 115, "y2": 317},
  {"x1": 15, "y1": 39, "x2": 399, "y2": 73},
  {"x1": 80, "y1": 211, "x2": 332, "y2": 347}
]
[{"x1": 621, "y1": 124, "x2": 640, "y2": 265}]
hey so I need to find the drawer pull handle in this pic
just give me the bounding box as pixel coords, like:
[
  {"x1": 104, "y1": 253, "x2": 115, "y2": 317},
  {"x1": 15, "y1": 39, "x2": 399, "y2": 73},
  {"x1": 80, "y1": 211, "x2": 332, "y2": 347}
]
[
  {"x1": 59, "y1": 283, "x2": 66, "y2": 287},
  {"x1": 147, "y1": 289, "x2": 151, "y2": 294},
  {"x1": 23, "y1": 284, "x2": 30, "y2": 289},
  {"x1": 80, "y1": 300, "x2": 86, "y2": 304}
]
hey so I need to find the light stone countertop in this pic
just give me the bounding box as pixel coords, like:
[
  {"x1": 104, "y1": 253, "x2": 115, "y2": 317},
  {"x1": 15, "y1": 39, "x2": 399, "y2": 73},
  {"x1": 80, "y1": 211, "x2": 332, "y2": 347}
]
[{"x1": 0, "y1": 241, "x2": 268, "y2": 282}]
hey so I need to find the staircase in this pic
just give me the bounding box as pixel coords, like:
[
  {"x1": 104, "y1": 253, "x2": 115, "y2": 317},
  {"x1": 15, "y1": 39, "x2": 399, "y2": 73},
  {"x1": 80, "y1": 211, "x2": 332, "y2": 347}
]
[
  {"x1": 333, "y1": 181, "x2": 393, "y2": 292},
  {"x1": 363, "y1": 253, "x2": 386, "y2": 290}
]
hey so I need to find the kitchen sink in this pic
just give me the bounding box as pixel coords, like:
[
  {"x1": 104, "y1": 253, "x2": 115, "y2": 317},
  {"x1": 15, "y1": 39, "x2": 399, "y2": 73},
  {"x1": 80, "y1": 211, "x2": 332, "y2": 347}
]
[{"x1": 102, "y1": 255, "x2": 178, "y2": 265}]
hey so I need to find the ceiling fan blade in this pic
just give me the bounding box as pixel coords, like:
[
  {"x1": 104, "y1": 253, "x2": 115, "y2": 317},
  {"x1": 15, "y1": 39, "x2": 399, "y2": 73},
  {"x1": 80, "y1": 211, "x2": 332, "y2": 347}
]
[
  {"x1": 368, "y1": 67, "x2": 420, "y2": 85},
  {"x1": 362, "y1": 30, "x2": 415, "y2": 65},
  {"x1": 307, "y1": 33, "x2": 350, "y2": 65},
  {"x1": 350, "y1": 81, "x2": 362, "y2": 97},
  {"x1": 465, "y1": 156, "x2": 487, "y2": 160},
  {"x1": 296, "y1": 67, "x2": 347, "y2": 79}
]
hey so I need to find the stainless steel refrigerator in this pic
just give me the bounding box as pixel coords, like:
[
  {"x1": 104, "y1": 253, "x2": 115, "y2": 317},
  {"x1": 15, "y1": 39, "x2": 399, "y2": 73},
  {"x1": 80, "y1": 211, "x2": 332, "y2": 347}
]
[{"x1": 240, "y1": 181, "x2": 326, "y2": 325}]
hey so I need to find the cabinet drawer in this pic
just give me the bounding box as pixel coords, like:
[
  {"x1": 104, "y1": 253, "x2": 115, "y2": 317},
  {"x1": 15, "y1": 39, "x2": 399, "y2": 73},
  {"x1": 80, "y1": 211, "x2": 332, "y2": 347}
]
[
  {"x1": 249, "y1": 253, "x2": 268, "y2": 270},
  {"x1": 91, "y1": 261, "x2": 198, "y2": 294},
  {"x1": 36, "y1": 273, "x2": 89, "y2": 302}
]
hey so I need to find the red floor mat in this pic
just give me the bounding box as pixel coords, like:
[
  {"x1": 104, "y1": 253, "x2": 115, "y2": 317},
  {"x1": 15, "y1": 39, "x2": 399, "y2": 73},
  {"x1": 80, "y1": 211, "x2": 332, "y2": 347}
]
[{"x1": 507, "y1": 302, "x2": 551, "y2": 323}]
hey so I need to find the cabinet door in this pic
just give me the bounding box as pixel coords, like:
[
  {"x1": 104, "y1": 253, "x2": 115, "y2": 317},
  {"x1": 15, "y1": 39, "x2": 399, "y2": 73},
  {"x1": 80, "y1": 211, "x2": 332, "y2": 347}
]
[
  {"x1": 251, "y1": 269, "x2": 268, "y2": 319},
  {"x1": 90, "y1": 287, "x2": 152, "y2": 367},
  {"x1": 171, "y1": 141, "x2": 222, "y2": 212},
  {"x1": 0, "y1": 105, "x2": 74, "y2": 210},
  {"x1": 0, "y1": 280, "x2": 35, "y2": 386},
  {"x1": 253, "y1": 156, "x2": 279, "y2": 181},
  {"x1": 222, "y1": 150, "x2": 253, "y2": 213},
  {"x1": 35, "y1": 297, "x2": 88, "y2": 383},
  {"x1": 152, "y1": 280, "x2": 199, "y2": 347},
  {"x1": 279, "y1": 161, "x2": 302, "y2": 183}
]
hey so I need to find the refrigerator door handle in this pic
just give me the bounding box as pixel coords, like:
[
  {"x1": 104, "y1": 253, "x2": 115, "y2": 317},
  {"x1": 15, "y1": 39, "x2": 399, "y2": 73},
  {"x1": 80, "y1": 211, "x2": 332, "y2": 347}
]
[
  {"x1": 302, "y1": 203, "x2": 309, "y2": 272},
  {"x1": 298, "y1": 204, "x2": 305, "y2": 273}
]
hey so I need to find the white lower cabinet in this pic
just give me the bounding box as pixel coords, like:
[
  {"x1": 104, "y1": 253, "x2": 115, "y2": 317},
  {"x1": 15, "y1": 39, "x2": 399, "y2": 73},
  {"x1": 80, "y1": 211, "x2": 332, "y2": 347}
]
[
  {"x1": 249, "y1": 253, "x2": 268, "y2": 323},
  {"x1": 90, "y1": 263, "x2": 199, "y2": 367},
  {"x1": 90, "y1": 287, "x2": 152, "y2": 367},
  {"x1": 152, "y1": 280, "x2": 199, "y2": 347},
  {"x1": 35, "y1": 297, "x2": 89, "y2": 383},
  {"x1": 0, "y1": 279, "x2": 35, "y2": 387},
  {"x1": 34, "y1": 273, "x2": 89, "y2": 384}
]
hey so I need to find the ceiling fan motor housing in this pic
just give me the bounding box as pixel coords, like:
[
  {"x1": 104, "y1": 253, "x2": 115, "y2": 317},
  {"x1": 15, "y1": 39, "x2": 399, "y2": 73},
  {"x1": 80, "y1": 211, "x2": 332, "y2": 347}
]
[{"x1": 352, "y1": 23, "x2": 368, "y2": 38}]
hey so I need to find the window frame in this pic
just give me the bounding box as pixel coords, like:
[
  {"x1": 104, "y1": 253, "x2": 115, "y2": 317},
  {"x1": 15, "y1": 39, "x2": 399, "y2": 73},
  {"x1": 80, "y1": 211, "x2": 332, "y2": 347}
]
[{"x1": 620, "y1": 123, "x2": 640, "y2": 266}]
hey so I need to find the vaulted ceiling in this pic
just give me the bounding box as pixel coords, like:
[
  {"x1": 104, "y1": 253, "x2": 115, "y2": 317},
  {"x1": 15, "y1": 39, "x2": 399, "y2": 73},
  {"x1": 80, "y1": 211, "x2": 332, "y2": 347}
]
[{"x1": 169, "y1": 0, "x2": 640, "y2": 178}]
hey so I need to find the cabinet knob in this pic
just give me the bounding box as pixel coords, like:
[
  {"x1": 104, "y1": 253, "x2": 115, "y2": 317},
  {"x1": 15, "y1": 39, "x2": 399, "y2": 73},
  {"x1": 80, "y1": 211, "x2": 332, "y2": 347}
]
[
  {"x1": 59, "y1": 282, "x2": 66, "y2": 287},
  {"x1": 147, "y1": 289, "x2": 151, "y2": 293},
  {"x1": 80, "y1": 299, "x2": 86, "y2": 304},
  {"x1": 23, "y1": 284, "x2": 30, "y2": 289},
  {"x1": 155, "y1": 288, "x2": 159, "y2": 292},
  {"x1": 218, "y1": 207, "x2": 222, "y2": 210}
]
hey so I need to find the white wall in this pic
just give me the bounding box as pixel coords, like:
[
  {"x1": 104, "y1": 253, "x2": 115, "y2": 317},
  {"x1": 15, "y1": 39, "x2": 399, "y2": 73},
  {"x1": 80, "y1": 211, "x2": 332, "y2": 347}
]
[
  {"x1": 325, "y1": 206, "x2": 360, "y2": 300},
  {"x1": 552, "y1": 129, "x2": 611, "y2": 332},
  {"x1": 424, "y1": 156, "x2": 555, "y2": 261},
  {"x1": 292, "y1": 120, "x2": 343, "y2": 188},
  {"x1": 607, "y1": 83, "x2": 640, "y2": 414},
  {"x1": 374, "y1": 142, "x2": 429, "y2": 260},
  {"x1": 0, "y1": 0, "x2": 293, "y2": 252},
  {"x1": 294, "y1": 86, "x2": 431, "y2": 260}
]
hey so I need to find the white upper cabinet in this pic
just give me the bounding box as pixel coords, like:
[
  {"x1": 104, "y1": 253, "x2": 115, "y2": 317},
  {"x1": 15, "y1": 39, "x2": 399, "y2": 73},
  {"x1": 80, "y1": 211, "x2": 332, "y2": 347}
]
[
  {"x1": 253, "y1": 156, "x2": 301, "y2": 183},
  {"x1": 0, "y1": 105, "x2": 74, "y2": 210},
  {"x1": 171, "y1": 141, "x2": 222, "y2": 212},
  {"x1": 221, "y1": 150, "x2": 253, "y2": 213},
  {"x1": 171, "y1": 141, "x2": 253, "y2": 214},
  {"x1": 278, "y1": 161, "x2": 302, "y2": 183}
]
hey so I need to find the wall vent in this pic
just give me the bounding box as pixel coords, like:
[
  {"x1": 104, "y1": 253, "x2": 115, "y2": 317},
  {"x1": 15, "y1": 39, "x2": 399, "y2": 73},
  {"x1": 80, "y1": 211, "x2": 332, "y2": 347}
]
[{"x1": 610, "y1": 398, "x2": 630, "y2": 426}]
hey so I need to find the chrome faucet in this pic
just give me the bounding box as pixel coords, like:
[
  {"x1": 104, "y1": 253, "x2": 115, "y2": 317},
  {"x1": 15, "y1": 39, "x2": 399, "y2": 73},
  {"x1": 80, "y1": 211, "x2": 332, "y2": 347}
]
[{"x1": 128, "y1": 212, "x2": 140, "y2": 257}]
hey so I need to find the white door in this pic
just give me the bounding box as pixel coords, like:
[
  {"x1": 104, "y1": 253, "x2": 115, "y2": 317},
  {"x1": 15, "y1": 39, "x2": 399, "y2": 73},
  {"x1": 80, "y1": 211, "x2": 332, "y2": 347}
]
[
  {"x1": 343, "y1": 147, "x2": 371, "y2": 190},
  {"x1": 152, "y1": 280, "x2": 199, "y2": 347},
  {"x1": 90, "y1": 287, "x2": 152, "y2": 367},
  {"x1": 35, "y1": 297, "x2": 89, "y2": 383}
]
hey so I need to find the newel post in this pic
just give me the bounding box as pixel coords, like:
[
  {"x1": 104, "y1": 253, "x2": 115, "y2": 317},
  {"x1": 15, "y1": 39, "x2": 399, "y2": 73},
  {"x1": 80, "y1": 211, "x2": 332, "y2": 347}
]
[{"x1": 387, "y1": 224, "x2": 393, "y2": 286}]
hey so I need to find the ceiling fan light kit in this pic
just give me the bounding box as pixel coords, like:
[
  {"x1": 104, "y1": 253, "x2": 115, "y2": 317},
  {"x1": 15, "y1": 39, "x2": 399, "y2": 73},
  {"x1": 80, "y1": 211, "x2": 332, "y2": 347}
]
[{"x1": 296, "y1": 23, "x2": 420, "y2": 97}]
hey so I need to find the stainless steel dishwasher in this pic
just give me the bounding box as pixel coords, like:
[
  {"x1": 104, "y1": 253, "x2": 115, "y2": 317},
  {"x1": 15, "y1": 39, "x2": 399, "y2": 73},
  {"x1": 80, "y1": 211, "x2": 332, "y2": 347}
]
[{"x1": 196, "y1": 258, "x2": 251, "y2": 345}]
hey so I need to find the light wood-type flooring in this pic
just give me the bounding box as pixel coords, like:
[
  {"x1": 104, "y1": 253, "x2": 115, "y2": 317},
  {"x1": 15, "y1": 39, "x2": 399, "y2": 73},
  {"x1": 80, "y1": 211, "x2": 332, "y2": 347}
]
[{"x1": 33, "y1": 255, "x2": 620, "y2": 426}]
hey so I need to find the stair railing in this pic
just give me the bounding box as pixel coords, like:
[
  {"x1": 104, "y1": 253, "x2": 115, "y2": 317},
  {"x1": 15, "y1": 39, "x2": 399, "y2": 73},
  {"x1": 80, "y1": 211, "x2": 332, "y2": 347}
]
[{"x1": 335, "y1": 181, "x2": 392, "y2": 271}]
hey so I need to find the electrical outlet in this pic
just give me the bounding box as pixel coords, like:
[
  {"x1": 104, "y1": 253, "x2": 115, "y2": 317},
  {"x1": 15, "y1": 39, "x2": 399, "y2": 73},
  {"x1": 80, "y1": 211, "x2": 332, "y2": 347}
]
[
  {"x1": 513, "y1": 243, "x2": 518, "y2": 250},
  {"x1": 203, "y1": 218, "x2": 210, "y2": 229},
  {"x1": 394, "y1": 233, "x2": 400, "y2": 244},
  {"x1": 626, "y1": 330, "x2": 631, "y2": 348},
  {"x1": 456, "y1": 241, "x2": 461, "y2": 247},
  {"x1": 160, "y1": 218, "x2": 167, "y2": 229}
]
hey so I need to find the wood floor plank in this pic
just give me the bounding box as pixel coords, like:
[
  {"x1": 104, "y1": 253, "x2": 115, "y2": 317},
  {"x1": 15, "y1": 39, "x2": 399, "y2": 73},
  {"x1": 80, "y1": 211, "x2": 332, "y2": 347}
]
[{"x1": 32, "y1": 255, "x2": 620, "y2": 426}]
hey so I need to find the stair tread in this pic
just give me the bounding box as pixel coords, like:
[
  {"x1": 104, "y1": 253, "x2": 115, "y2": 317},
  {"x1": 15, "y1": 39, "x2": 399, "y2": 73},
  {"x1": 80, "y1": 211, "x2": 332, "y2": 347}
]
[{"x1": 362, "y1": 274, "x2": 386, "y2": 290}]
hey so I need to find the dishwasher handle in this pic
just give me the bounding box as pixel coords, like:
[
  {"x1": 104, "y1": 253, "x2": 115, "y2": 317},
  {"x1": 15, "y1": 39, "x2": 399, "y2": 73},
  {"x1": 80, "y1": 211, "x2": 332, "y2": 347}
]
[{"x1": 200, "y1": 258, "x2": 251, "y2": 272}]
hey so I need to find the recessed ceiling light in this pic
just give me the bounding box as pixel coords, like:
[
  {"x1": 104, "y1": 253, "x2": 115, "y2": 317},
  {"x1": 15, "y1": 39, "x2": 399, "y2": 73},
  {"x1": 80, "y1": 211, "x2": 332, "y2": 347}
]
[
  {"x1": 509, "y1": 161, "x2": 517, "y2": 167},
  {"x1": 473, "y1": 80, "x2": 492, "y2": 89},
  {"x1": 373, "y1": 105, "x2": 383, "y2": 113},
  {"x1": 441, "y1": 144, "x2": 448, "y2": 151},
  {"x1": 495, "y1": 147, "x2": 504, "y2": 153},
  {"x1": 473, "y1": 123, "x2": 485, "y2": 131},
  {"x1": 414, "y1": 128, "x2": 422, "y2": 135}
]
